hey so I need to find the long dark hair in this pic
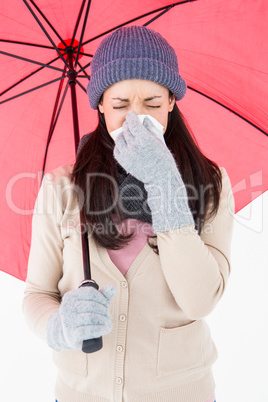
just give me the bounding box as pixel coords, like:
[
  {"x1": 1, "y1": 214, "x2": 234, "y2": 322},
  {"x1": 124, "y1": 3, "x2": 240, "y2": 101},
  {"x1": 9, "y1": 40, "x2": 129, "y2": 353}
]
[{"x1": 71, "y1": 92, "x2": 222, "y2": 253}]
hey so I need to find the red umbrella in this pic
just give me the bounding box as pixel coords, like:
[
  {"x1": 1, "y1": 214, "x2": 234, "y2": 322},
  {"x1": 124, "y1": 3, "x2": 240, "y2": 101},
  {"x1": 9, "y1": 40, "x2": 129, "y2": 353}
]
[{"x1": 0, "y1": 0, "x2": 267, "y2": 281}]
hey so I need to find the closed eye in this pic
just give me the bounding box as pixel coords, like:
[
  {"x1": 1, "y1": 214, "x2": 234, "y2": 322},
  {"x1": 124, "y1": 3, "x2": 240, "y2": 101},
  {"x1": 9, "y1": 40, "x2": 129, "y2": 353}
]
[{"x1": 113, "y1": 106, "x2": 160, "y2": 109}]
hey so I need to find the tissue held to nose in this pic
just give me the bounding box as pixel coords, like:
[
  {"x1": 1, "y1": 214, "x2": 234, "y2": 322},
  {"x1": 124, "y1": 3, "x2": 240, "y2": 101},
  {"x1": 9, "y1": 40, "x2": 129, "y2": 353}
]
[{"x1": 110, "y1": 114, "x2": 165, "y2": 143}]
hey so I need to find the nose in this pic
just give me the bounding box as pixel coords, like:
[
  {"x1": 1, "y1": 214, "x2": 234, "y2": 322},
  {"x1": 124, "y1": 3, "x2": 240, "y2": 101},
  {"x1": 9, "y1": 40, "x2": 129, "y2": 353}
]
[{"x1": 129, "y1": 103, "x2": 146, "y2": 116}]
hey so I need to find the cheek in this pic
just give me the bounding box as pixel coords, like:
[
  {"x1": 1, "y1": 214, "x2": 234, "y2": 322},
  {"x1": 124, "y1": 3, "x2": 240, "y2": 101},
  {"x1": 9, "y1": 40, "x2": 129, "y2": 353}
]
[
  {"x1": 161, "y1": 104, "x2": 173, "y2": 134},
  {"x1": 163, "y1": 119, "x2": 169, "y2": 135},
  {"x1": 104, "y1": 110, "x2": 127, "y2": 134},
  {"x1": 154, "y1": 111, "x2": 169, "y2": 135}
]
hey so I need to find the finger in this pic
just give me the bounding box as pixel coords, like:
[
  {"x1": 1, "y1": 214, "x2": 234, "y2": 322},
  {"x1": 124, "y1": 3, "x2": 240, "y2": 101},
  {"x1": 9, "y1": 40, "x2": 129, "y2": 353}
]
[
  {"x1": 143, "y1": 117, "x2": 155, "y2": 132},
  {"x1": 122, "y1": 120, "x2": 137, "y2": 145},
  {"x1": 122, "y1": 126, "x2": 135, "y2": 146},
  {"x1": 69, "y1": 300, "x2": 110, "y2": 316},
  {"x1": 75, "y1": 318, "x2": 113, "y2": 340},
  {"x1": 71, "y1": 312, "x2": 111, "y2": 328},
  {"x1": 125, "y1": 111, "x2": 139, "y2": 125},
  {"x1": 74, "y1": 286, "x2": 112, "y2": 307},
  {"x1": 100, "y1": 284, "x2": 116, "y2": 302},
  {"x1": 122, "y1": 119, "x2": 129, "y2": 132},
  {"x1": 114, "y1": 131, "x2": 127, "y2": 150},
  {"x1": 125, "y1": 112, "x2": 144, "y2": 137}
]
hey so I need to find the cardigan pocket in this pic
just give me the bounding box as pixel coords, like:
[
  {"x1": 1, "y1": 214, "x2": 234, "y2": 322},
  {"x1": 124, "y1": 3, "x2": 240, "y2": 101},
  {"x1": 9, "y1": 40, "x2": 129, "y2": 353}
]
[
  {"x1": 157, "y1": 319, "x2": 210, "y2": 378},
  {"x1": 53, "y1": 349, "x2": 88, "y2": 376}
]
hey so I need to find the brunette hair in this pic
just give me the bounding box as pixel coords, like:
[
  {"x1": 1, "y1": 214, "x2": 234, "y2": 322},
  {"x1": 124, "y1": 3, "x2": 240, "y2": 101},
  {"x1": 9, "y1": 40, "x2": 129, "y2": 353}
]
[{"x1": 71, "y1": 91, "x2": 222, "y2": 253}]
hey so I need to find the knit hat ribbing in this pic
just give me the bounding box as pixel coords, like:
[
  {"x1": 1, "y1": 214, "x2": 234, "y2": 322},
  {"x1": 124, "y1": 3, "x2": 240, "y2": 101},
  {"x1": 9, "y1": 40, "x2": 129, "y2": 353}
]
[{"x1": 87, "y1": 25, "x2": 187, "y2": 110}]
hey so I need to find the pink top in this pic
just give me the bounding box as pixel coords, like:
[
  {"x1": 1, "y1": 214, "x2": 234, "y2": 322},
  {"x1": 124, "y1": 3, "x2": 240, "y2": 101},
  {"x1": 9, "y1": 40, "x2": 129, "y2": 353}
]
[
  {"x1": 107, "y1": 218, "x2": 154, "y2": 276},
  {"x1": 107, "y1": 218, "x2": 215, "y2": 402}
]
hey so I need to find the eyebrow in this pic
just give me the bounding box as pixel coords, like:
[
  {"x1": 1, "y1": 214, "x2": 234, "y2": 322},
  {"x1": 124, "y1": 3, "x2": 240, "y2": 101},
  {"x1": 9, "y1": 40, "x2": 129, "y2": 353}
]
[{"x1": 111, "y1": 96, "x2": 162, "y2": 102}]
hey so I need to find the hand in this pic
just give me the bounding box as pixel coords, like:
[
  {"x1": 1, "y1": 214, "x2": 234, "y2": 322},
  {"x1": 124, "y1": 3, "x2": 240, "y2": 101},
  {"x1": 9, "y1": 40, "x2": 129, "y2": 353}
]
[
  {"x1": 114, "y1": 111, "x2": 194, "y2": 233},
  {"x1": 46, "y1": 284, "x2": 116, "y2": 350},
  {"x1": 113, "y1": 111, "x2": 177, "y2": 184}
]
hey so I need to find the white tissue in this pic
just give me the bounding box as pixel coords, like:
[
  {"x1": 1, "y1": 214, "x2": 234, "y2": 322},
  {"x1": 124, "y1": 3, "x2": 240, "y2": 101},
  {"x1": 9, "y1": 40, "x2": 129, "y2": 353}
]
[{"x1": 110, "y1": 114, "x2": 165, "y2": 143}]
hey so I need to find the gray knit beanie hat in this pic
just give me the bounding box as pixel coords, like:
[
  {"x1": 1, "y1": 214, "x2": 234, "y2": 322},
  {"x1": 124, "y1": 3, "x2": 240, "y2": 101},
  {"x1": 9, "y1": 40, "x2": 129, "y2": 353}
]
[{"x1": 87, "y1": 25, "x2": 187, "y2": 110}]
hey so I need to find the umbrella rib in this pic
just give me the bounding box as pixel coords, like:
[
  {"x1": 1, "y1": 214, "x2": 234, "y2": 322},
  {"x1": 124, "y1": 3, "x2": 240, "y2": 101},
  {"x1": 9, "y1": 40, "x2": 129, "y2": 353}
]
[
  {"x1": 78, "y1": 1, "x2": 197, "y2": 48},
  {"x1": 22, "y1": 0, "x2": 70, "y2": 69},
  {"x1": 51, "y1": 82, "x2": 70, "y2": 134},
  {"x1": 0, "y1": 50, "x2": 65, "y2": 72},
  {"x1": 42, "y1": 76, "x2": 69, "y2": 178},
  {"x1": 77, "y1": 60, "x2": 90, "y2": 80},
  {"x1": 77, "y1": 61, "x2": 91, "y2": 73},
  {"x1": 76, "y1": 80, "x2": 87, "y2": 93},
  {"x1": 28, "y1": 0, "x2": 67, "y2": 47},
  {"x1": 188, "y1": 86, "x2": 268, "y2": 137},
  {"x1": 74, "y1": 0, "x2": 92, "y2": 68},
  {"x1": 0, "y1": 39, "x2": 54, "y2": 50},
  {"x1": 71, "y1": 0, "x2": 87, "y2": 47},
  {"x1": 78, "y1": 52, "x2": 94, "y2": 57},
  {"x1": 0, "y1": 77, "x2": 66, "y2": 105},
  {"x1": 143, "y1": 6, "x2": 173, "y2": 26},
  {"x1": 0, "y1": 56, "x2": 60, "y2": 97}
]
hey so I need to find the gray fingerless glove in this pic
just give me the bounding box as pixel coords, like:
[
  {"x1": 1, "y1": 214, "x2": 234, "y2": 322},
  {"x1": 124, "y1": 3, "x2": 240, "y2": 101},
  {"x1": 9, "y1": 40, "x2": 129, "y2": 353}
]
[
  {"x1": 46, "y1": 284, "x2": 116, "y2": 351},
  {"x1": 113, "y1": 111, "x2": 194, "y2": 233}
]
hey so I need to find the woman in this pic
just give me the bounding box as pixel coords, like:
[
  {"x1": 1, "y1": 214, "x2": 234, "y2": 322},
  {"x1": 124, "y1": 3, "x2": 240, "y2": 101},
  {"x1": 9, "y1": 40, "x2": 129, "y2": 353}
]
[{"x1": 23, "y1": 25, "x2": 235, "y2": 402}]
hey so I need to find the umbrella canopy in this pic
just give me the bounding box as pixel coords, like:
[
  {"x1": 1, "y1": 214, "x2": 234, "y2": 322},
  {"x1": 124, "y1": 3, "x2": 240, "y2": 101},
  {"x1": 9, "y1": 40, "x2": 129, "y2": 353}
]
[{"x1": 0, "y1": 0, "x2": 267, "y2": 281}]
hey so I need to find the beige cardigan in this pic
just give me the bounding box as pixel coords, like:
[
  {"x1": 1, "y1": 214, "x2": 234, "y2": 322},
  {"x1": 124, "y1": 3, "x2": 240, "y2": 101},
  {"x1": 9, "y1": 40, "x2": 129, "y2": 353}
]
[{"x1": 23, "y1": 164, "x2": 235, "y2": 402}]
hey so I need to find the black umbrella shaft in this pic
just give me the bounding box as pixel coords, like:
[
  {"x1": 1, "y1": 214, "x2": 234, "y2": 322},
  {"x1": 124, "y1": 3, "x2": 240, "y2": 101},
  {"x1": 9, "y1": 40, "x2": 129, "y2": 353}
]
[
  {"x1": 67, "y1": 51, "x2": 80, "y2": 152},
  {"x1": 67, "y1": 50, "x2": 91, "y2": 281},
  {"x1": 70, "y1": 81, "x2": 80, "y2": 151}
]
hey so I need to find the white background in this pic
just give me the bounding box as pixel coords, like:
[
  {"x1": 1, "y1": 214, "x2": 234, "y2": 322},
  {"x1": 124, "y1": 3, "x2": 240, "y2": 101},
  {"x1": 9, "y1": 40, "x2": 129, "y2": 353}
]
[{"x1": 0, "y1": 191, "x2": 267, "y2": 401}]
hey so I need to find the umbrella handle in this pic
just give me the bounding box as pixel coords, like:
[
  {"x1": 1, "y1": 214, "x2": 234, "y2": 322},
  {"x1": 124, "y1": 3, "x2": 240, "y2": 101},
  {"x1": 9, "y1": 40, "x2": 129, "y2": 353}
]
[{"x1": 79, "y1": 280, "x2": 103, "y2": 353}]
